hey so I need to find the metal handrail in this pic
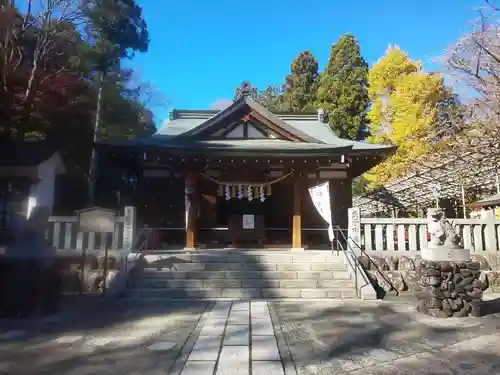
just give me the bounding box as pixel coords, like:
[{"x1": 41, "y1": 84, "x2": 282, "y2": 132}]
[
  {"x1": 331, "y1": 227, "x2": 359, "y2": 298},
  {"x1": 332, "y1": 225, "x2": 397, "y2": 297}
]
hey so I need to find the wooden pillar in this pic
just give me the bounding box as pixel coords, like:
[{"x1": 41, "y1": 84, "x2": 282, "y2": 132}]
[
  {"x1": 292, "y1": 177, "x2": 302, "y2": 249},
  {"x1": 185, "y1": 173, "x2": 197, "y2": 249}
]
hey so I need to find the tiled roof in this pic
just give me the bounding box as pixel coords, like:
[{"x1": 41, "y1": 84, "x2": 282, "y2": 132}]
[
  {"x1": 157, "y1": 109, "x2": 393, "y2": 152},
  {"x1": 0, "y1": 141, "x2": 56, "y2": 166}
]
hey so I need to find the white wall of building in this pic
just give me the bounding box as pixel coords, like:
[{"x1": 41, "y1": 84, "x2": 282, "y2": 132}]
[{"x1": 27, "y1": 153, "x2": 65, "y2": 218}]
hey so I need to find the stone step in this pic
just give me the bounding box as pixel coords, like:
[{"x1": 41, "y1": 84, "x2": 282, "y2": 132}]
[
  {"x1": 141, "y1": 261, "x2": 348, "y2": 273},
  {"x1": 141, "y1": 252, "x2": 344, "y2": 264},
  {"x1": 138, "y1": 269, "x2": 351, "y2": 280},
  {"x1": 128, "y1": 287, "x2": 357, "y2": 299},
  {"x1": 133, "y1": 277, "x2": 355, "y2": 289}
]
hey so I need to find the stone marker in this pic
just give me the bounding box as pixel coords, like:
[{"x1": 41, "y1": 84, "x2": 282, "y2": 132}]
[{"x1": 416, "y1": 208, "x2": 484, "y2": 318}]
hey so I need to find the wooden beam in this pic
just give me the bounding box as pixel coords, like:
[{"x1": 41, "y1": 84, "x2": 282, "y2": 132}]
[
  {"x1": 185, "y1": 173, "x2": 197, "y2": 249},
  {"x1": 249, "y1": 111, "x2": 303, "y2": 142},
  {"x1": 292, "y1": 177, "x2": 302, "y2": 249}
]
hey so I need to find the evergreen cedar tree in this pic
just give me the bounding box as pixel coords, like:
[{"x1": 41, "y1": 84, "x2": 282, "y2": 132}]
[
  {"x1": 250, "y1": 39, "x2": 462, "y2": 193},
  {"x1": 316, "y1": 34, "x2": 370, "y2": 141}
]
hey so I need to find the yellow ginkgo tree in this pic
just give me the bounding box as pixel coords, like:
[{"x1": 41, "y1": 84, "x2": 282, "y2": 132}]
[{"x1": 364, "y1": 45, "x2": 451, "y2": 187}]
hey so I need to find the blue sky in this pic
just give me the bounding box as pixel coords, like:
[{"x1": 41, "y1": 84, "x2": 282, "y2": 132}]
[{"x1": 130, "y1": 0, "x2": 485, "y2": 122}]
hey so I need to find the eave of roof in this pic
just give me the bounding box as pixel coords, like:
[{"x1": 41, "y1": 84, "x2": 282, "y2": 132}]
[
  {"x1": 99, "y1": 137, "x2": 353, "y2": 156},
  {"x1": 467, "y1": 193, "x2": 500, "y2": 208},
  {"x1": 156, "y1": 111, "x2": 395, "y2": 154},
  {"x1": 0, "y1": 140, "x2": 57, "y2": 166},
  {"x1": 101, "y1": 103, "x2": 396, "y2": 159}
]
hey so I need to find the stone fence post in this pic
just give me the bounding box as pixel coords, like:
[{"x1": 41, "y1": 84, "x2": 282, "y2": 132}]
[
  {"x1": 483, "y1": 210, "x2": 497, "y2": 253},
  {"x1": 123, "y1": 206, "x2": 137, "y2": 251}
]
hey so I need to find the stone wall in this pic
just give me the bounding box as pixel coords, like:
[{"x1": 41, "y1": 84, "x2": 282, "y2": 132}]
[
  {"x1": 358, "y1": 254, "x2": 500, "y2": 295},
  {"x1": 56, "y1": 254, "x2": 122, "y2": 294}
]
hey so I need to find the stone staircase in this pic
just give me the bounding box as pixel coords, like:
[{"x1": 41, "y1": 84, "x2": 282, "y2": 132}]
[{"x1": 128, "y1": 250, "x2": 358, "y2": 300}]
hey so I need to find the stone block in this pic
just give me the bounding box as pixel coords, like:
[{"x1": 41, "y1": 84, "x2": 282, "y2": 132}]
[
  {"x1": 486, "y1": 271, "x2": 500, "y2": 292},
  {"x1": 251, "y1": 301, "x2": 268, "y2": 309},
  {"x1": 316, "y1": 279, "x2": 352, "y2": 288},
  {"x1": 251, "y1": 335, "x2": 280, "y2": 361},
  {"x1": 326, "y1": 290, "x2": 342, "y2": 299},
  {"x1": 225, "y1": 271, "x2": 261, "y2": 279},
  {"x1": 296, "y1": 271, "x2": 333, "y2": 279},
  {"x1": 228, "y1": 310, "x2": 249, "y2": 324},
  {"x1": 181, "y1": 361, "x2": 216, "y2": 375},
  {"x1": 221, "y1": 288, "x2": 260, "y2": 299},
  {"x1": 217, "y1": 346, "x2": 249, "y2": 375},
  {"x1": 141, "y1": 269, "x2": 185, "y2": 278},
  {"x1": 232, "y1": 301, "x2": 249, "y2": 310},
  {"x1": 273, "y1": 288, "x2": 301, "y2": 298},
  {"x1": 251, "y1": 307, "x2": 271, "y2": 320},
  {"x1": 251, "y1": 361, "x2": 284, "y2": 375},
  {"x1": 279, "y1": 280, "x2": 317, "y2": 289},
  {"x1": 225, "y1": 254, "x2": 259, "y2": 263},
  {"x1": 259, "y1": 254, "x2": 293, "y2": 263},
  {"x1": 205, "y1": 263, "x2": 241, "y2": 271},
  {"x1": 300, "y1": 289, "x2": 327, "y2": 299},
  {"x1": 240, "y1": 262, "x2": 263, "y2": 271},
  {"x1": 188, "y1": 335, "x2": 222, "y2": 360},
  {"x1": 185, "y1": 288, "x2": 222, "y2": 299},
  {"x1": 164, "y1": 279, "x2": 202, "y2": 289},
  {"x1": 224, "y1": 324, "x2": 249, "y2": 345},
  {"x1": 421, "y1": 248, "x2": 471, "y2": 262},
  {"x1": 276, "y1": 263, "x2": 311, "y2": 271},
  {"x1": 205, "y1": 279, "x2": 242, "y2": 288},
  {"x1": 251, "y1": 318, "x2": 274, "y2": 336},
  {"x1": 258, "y1": 262, "x2": 278, "y2": 271},
  {"x1": 262, "y1": 271, "x2": 297, "y2": 279},
  {"x1": 310, "y1": 263, "x2": 344, "y2": 271},
  {"x1": 174, "y1": 263, "x2": 207, "y2": 271},
  {"x1": 340, "y1": 289, "x2": 357, "y2": 299},
  {"x1": 241, "y1": 279, "x2": 280, "y2": 288},
  {"x1": 186, "y1": 271, "x2": 212, "y2": 279},
  {"x1": 190, "y1": 254, "x2": 220, "y2": 263},
  {"x1": 332, "y1": 270, "x2": 352, "y2": 279},
  {"x1": 292, "y1": 254, "x2": 327, "y2": 263}
]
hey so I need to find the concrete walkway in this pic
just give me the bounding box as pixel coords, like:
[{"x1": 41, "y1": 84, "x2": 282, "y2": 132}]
[{"x1": 180, "y1": 301, "x2": 285, "y2": 375}]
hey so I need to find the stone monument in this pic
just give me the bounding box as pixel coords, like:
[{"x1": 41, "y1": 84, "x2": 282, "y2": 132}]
[
  {"x1": 420, "y1": 207, "x2": 470, "y2": 262},
  {"x1": 4, "y1": 206, "x2": 55, "y2": 259},
  {"x1": 416, "y1": 208, "x2": 486, "y2": 318},
  {"x1": 2, "y1": 206, "x2": 60, "y2": 317}
]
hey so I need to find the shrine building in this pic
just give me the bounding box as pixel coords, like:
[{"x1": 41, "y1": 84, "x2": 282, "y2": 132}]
[{"x1": 99, "y1": 82, "x2": 395, "y2": 250}]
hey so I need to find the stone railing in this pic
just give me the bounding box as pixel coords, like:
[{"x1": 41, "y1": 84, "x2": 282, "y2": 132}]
[
  {"x1": 46, "y1": 206, "x2": 136, "y2": 252},
  {"x1": 359, "y1": 211, "x2": 500, "y2": 255},
  {"x1": 46, "y1": 206, "x2": 138, "y2": 297}
]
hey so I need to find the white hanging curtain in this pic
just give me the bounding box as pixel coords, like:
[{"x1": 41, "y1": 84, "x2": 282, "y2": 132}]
[{"x1": 308, "y1": 182, "x2": 334, "y2": 242}]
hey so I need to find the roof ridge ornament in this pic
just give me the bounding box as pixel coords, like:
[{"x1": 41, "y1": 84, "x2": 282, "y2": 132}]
[
  {"x1": 317, "y1": 108, "x2": 325, "y2": 123},
  {"x1": 236, "y1": 81, "x2": 252, "y2": 99}
]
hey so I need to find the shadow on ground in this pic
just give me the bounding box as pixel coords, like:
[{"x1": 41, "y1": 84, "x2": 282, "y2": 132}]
[
  {"x1": 132, "y1": 249, "x2": 280, "y2": 300},
  {"x1": 0, "y1": 249, "x2": 281, "y2": 374},
  {"x1": 271, "y1": 300, "x2": 500, "y2": 375}
]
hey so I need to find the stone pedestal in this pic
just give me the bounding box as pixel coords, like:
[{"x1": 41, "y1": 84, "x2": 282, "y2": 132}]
[
  {"x1": 416, "y1": 260, "x2": 487, "y2": 318},
  {"x1": 421, "y1": 247, "x2": 471, "y2": 262}
]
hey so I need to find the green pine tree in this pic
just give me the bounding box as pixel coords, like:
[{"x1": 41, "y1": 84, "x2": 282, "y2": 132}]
[
  {"x1": 316, "y1": 34, "x2": 369, "y2": 140},
  {"x1": 278, "y1": 51, "x2": 319, "y2": 112}
]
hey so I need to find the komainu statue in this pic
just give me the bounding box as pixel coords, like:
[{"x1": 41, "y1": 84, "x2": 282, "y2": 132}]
[{"x1": 427, "y1": 208, "x2": 462, "y2": 249}]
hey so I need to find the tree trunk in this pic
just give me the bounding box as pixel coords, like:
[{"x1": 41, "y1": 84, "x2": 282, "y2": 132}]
[{"x1": 87, "y1": 72, "x2": 104, "y2": 205}]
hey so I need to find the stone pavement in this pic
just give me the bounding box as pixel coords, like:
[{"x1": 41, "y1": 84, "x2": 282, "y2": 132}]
[
  {"x1": 271, "y1": 298, "x2": 500, "y2": 375},
  {"x1": 2, "y1": 297, "x2": 500, "y2": 375},
  {"x1": 0, "y1": 298, "x2": 209, "y2": 375},
  {"x1": 173, "y1": 301, "x2": 287, "y2": 375}
]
